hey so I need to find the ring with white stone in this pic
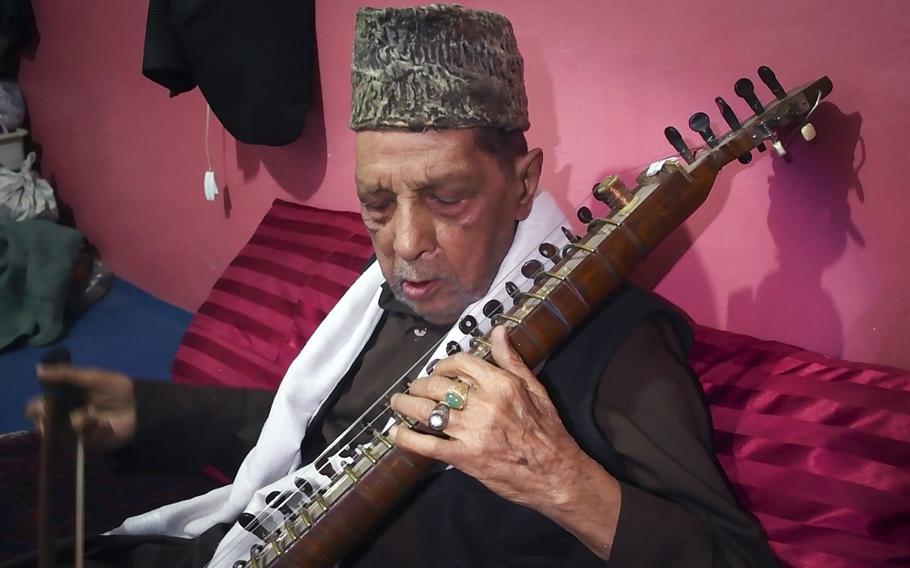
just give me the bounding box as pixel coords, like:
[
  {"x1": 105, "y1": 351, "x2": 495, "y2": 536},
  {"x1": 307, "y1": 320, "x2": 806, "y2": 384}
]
[{"x1": 428, "y1": 402, "x2": 450, "y2": 431}]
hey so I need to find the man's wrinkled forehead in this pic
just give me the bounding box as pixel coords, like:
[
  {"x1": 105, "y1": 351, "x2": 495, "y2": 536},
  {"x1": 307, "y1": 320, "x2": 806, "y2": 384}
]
[{"x1": 353, "y1": 129, "x2": 489, "y2": 195}]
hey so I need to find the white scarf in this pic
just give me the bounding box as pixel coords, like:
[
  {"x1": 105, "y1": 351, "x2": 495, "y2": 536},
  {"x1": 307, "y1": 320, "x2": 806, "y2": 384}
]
[{"x1": 110, "y1": 193, "x2": 569, "y2": 567}]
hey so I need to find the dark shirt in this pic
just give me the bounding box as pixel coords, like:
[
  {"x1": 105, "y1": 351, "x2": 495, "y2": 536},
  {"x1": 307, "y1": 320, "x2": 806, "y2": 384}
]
[{"x1": 300, "y1": 286, "x2": 449, "y2": 466}]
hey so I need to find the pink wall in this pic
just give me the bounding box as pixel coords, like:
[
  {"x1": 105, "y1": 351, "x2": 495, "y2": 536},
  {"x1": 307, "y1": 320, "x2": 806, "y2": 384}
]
[{"x1": 20, "y1": 1, "x2": 910, "y2": 369}]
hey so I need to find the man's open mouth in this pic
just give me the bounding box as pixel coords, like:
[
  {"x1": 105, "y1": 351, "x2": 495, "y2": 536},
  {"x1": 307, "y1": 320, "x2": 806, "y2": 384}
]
[{"x1": 401, "y1": 279, "x2": 442, "y2": 300}]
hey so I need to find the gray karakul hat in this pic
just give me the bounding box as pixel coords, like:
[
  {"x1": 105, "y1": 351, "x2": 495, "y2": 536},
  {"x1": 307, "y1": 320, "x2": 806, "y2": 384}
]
[{"x1": 350, "y1": 4, "x2": 530, "y2": 132}]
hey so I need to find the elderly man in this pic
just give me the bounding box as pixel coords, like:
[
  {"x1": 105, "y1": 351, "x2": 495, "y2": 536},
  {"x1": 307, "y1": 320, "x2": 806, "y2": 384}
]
[{"x1": 25, "y1": 5, "x2": 777, "y2": 567}]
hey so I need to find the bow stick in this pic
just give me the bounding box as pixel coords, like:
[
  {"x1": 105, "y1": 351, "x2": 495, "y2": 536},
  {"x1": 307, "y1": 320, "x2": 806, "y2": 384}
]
[{"x1": 37, "y1": 345, "x2": 86, "y2": 568}]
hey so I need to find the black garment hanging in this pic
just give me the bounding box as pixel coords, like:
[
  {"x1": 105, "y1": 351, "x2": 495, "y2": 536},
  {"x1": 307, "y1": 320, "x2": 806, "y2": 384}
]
[{"x1": 142, "y1": 0, "x2": 316, "y2": 146}]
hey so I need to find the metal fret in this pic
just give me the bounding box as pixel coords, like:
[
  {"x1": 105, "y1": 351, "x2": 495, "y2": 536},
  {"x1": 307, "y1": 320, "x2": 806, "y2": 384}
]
[{"x1": 491, "y1": 313, "x2": 522, "y2": 326}]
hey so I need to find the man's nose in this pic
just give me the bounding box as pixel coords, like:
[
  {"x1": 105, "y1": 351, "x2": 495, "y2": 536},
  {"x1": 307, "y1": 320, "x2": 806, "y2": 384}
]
[{"x1": 391, "y1": 204, "x2": 435, "y2": 262}]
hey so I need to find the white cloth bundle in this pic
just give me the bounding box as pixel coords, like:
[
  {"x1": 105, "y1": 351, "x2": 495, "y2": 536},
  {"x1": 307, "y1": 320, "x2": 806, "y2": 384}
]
[{"x1": 111, "y1": 193, "x2": 569, "y2": 566}]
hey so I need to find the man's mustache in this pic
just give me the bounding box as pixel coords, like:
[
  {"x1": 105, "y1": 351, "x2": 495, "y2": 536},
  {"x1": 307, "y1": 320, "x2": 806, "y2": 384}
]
[{"x1": 390, "y1": 262, "x2": 454, "y2": 284}]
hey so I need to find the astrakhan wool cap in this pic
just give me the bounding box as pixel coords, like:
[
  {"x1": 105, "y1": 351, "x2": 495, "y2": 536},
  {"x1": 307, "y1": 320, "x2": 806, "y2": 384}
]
[{"x1": 350, "y1": 4, "x2": 530, "y2": 132}]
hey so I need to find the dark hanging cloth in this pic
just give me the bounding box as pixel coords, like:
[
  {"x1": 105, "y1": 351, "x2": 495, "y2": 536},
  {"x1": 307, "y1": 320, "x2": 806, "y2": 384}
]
[
  {"x1": 141, "y1": 0, "x2": 316, "y2": 146},
  {"x1": 0, "y1": 0, "x2": 37, "y2": 78}
]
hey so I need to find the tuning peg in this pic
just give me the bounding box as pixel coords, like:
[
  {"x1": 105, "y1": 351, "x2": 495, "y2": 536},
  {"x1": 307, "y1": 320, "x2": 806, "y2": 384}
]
[
  {"x1": 713, "y1": 97, "x2": 753, "y2": 164},
  {"x1": 734, "y1": 78, "x2": 765, "y2": 115},
  {"x1": 458, "y1": 315, "x2": 479, "y2": 335},
  {"x1": 714, "y1": 97, "x2": 741, "y2": 130},
  {"x1": 577, "y1": 206, "x2": 593, "y2": 225},
  {"x1": 758, "y1": 66, "x2": 787, "y2": 100},
  {"x1": 482, "y1": 299, "x2": 504, "y2": 319},
  {"x1": 561, "y1": 226, "x2": 580, "y2": 243},
  {"x1": 800, "y1": 123, "x2": 817, "y2": 142},
  {"x1": 688, "y1": 112, "x2": 718, "y2": 148},
  {"x1": 238, "y1": 513, "x2": 270, "y2": 540},
  {"x1": 593, "y1": 175, "x2": 634, "y2": 210},
  {"x1": 664, "y1": 126, "x2": 695, "y2": 164},
  {"x1": 505, "y1": 281, "x2": 519, "y2": 299},
  {"x1": 521, "y1": 259, "x2": 544, "y2": 279},
  {"x1": 538, "y1": 242, "x2": 561, "y2": 263}
]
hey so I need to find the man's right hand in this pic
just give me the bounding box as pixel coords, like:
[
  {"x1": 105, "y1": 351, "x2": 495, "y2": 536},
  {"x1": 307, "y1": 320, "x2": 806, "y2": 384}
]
[{"x1": 26, "y1": 365, "x2": 137, "y2": 450}]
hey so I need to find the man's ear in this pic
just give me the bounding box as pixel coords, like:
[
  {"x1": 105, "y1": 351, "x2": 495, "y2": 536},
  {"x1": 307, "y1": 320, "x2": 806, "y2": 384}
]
[{"x1": 515, "y1": 147, "x2": 543, "y2": 221}]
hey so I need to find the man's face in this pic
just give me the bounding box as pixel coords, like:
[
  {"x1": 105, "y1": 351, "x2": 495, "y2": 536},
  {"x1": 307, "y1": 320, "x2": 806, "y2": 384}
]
[{"x1": 355, "y1": 129, "x2": 538, "y2": 325}]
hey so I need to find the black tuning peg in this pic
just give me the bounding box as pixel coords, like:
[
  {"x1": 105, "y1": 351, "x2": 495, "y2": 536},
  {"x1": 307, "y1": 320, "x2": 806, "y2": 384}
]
[
  {"x1": 732, "y1": 79, "x2": 768, "y2": 152},
  {"x1": 714, "y1": 97, "x2": 753, "y2": 164},
  {"x1": 576, "y1": 206, "x2": 593, "y2": 225},
  {"x1": 734, "y1": 78, "x2": 765, "y2": 116},
  {"x1": 238, "y1": 512, "x2": 270, "y2": 539},
  {"x1": 688, "y1": 112, "x2": 718, "y2": 148},
  {"x1": 758, "y1": 66, "x2": 787, "y2": 100},
  {"x1": 482, "y1": 299, "x2": 504, "y2": 319},
  {"x1": 715, "y1": 97, "x2": 741, "y2": 130},
  {"x1": 538, "y1": 242, "x2": 561, "y2": 263},
  {"x1": 664, "y1": 126, "x2": 695, "y2": 164},
  {"x1": 458, "y1": 315, "x2": 479, "y2": 335},
  {"x1": 446, "y1": 341, "x2": 461, "y2": 355},
  {"x1": 521, "y1": 259, "x2": 544, "y2": 279},
  {"x1": 560, "y1": 226, "x2": 580, "y2": 243}
]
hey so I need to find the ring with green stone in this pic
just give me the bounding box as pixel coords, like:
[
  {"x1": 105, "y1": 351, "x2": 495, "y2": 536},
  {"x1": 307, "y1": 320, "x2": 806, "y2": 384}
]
[{"x1": 443, "y1": 379, "x2": 471, "y2": 410}]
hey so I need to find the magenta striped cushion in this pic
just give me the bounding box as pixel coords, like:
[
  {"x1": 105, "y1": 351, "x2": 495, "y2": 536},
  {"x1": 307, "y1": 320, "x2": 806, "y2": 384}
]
[
  {"x1": 171, "y1": 200, "x2": 374, "y2": 389},
  {"x1": 692, "y1": 324, "x2": 910, "y2": 567}
]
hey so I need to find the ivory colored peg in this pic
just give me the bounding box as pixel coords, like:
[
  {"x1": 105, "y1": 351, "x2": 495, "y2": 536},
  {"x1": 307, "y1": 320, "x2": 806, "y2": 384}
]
[{"x1": 801, "y1": 123, "x2": 817, "y2": 142}]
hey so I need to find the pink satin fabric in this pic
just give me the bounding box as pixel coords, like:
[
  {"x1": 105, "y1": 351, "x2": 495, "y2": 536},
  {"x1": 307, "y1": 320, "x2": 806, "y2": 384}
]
[
  {"x1": 171, "y1": 199, "x2": 374, "y2": 389},
  {"x1": 692, "y1": 324, "x2": 910, "y2": 567}
]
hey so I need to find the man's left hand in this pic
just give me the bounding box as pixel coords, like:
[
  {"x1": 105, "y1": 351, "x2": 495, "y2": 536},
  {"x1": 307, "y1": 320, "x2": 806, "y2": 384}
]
[{"x1": 391, "y1": 325, "x2": 593, "y2": 510}]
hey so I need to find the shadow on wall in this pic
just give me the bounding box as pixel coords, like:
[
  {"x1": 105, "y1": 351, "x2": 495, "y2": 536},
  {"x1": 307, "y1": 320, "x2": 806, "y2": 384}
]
[
  {"x1": 233, "y1": 61, "x2": 328, "y2": 206},
  {"x1": 727, "y1": 103, "x2": 865, "y2": 357}
]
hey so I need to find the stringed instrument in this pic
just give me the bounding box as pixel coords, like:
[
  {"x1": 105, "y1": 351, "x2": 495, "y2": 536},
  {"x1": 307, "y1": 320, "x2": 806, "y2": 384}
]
[{"x1": 205, "y1": 67, "x2": 833, "y2": 568}]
